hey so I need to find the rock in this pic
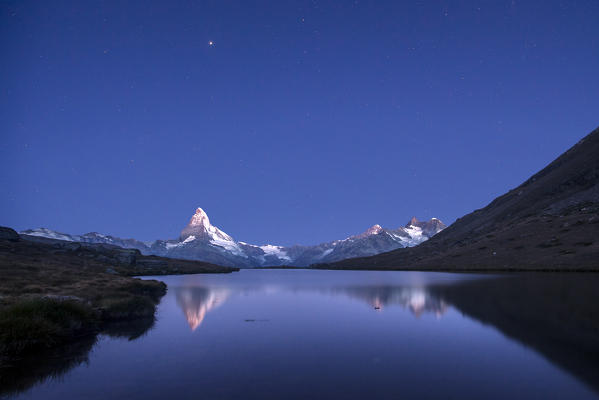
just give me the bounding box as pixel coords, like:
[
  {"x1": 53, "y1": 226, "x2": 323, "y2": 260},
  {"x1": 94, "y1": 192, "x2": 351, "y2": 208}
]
[{"x1": 0, "y1": 226, "x2": 20, "y2": 242}]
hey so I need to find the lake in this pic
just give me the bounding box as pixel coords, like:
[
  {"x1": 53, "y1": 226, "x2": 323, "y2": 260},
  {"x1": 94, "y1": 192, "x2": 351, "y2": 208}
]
[{"x1": 5, "y1": 270, "x2": 599, "y2": 399}]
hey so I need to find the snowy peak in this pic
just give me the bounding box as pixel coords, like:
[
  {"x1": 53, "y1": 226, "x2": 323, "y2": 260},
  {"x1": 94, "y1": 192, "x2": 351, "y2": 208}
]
[
  {"x1": 20, "y1": 228, "x2": 77, "y2": 242},
  {"x1": 180, "y1": 207, "x2": 235, "y2": 243},
  {"x1": 19, "y1": 208, "x2": 446, "y2": 268},
  {"x1": 404, "y1": 217, "x2": 446, "y2": 238},
  {"x1": 366, "y1": 224, "x2": 383, "y2": 235},
  {"x1": 189, "y1": 207, "x2": 211, "y2": 228},
  {"x1": 352, "y1": 224, "x2": 384, "y2": 239},
  {"x1": 407, "y1": 217, "x2": 419, "y2": 227}
]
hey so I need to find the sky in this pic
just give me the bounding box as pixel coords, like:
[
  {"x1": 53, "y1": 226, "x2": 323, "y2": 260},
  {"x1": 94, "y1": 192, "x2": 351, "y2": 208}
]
[{"x1": 1, "y1": 0, "x2": 598, "y2": 246}]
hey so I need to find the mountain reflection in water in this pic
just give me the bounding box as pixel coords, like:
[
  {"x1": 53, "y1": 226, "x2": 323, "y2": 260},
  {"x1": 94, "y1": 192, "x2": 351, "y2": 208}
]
[
  {"x1": 334, "y1": 286, "x2": 448, "y2": 317},
  {"x1": 175, "y1": 286, "x2": 230, "y2": 330},
  {"x1": 175, "y1": 283, "x2": 450, "y2": 331},
  {"x1": 171, "y1": 271, "x2": 599, "y2": 395},
  {"x1": 6, "y1": 270, "x2": 599, "y2": 400}
]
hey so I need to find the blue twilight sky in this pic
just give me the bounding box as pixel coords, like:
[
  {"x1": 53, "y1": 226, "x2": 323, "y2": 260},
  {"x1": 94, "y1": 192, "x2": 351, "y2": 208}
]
[{"x1": 1, "y1": 1, "x2": 598, "y2": 246}]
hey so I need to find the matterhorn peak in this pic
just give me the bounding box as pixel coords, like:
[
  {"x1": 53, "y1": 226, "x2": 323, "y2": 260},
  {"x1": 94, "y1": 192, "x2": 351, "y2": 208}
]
[
  {"x1": 189, "y1": 207, "x2": 211, "y2": 227},
  {"x1": 179, "y1": 207, "x2": 234, "y2": 242}
]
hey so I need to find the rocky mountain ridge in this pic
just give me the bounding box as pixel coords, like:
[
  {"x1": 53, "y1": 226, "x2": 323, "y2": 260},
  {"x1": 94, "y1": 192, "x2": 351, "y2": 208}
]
[{"x1": 20, "y1": 209, "x2": 446, "y2": 268}]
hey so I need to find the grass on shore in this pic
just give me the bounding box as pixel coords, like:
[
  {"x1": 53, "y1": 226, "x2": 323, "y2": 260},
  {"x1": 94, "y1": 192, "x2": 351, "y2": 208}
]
[
  {"x1": 0, "y1": 298, "x2": 98, "y2": 356},
  {"x1": 0, "y1": 240, "x2": 168, "y2": 359},
  {"x1": 0, "y1": 281, "x2": 166, "y2": 358}
]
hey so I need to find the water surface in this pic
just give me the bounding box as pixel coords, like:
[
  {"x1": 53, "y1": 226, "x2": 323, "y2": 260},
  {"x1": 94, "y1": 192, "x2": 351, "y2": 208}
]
[{"x1": 7, "y1": 270, "x2": 599, "y2": 399}]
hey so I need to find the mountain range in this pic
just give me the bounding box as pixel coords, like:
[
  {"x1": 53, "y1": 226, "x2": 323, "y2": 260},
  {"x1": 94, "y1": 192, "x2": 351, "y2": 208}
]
[
  {"x1": 317, "y1": 126, "x2": 599, "y2": 270},
  {"x1": 20, "y1": 210, "x2": 445, "y2": 268}
]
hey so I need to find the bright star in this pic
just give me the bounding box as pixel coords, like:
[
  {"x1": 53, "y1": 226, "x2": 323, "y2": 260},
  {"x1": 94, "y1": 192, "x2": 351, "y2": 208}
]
[{"x1": 209, "y1": 41, "x2": 214, "y2": 46}]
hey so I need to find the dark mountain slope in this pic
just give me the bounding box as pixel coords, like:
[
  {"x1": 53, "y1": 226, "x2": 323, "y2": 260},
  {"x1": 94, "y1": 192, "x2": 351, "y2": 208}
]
[{"x1": 316, "y1": 126, "x2": 599, "y2": 271}]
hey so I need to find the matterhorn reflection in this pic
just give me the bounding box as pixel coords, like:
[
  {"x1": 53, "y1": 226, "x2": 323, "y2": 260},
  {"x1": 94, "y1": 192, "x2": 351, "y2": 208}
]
[
  {"x1": 174, "y1": 286, "x2": 230, "y2": 330},
  {"x1": 175, "y1": 282, "x2": 448, "y2": 332}
]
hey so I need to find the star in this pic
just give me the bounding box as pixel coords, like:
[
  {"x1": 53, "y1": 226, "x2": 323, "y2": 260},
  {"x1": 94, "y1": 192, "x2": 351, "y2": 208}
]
[{"x1": 209, "y1": 41, "x2": 214, "y2": 46}]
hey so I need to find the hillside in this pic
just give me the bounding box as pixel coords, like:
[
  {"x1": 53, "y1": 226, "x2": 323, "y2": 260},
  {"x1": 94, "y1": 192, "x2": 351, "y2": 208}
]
[{"x1": 316, "y1": 126, "x2": 599, "y2": 271}]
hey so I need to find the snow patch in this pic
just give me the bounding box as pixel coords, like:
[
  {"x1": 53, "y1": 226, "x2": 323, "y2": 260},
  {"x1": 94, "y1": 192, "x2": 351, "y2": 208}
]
[
  {"x1": 20, "y1": 228, "x2": 75, "y2": 242},
  {"x1": 210, "y1": 238, "x2": 246, "y2": 257},
  {"x1": 404, "y1": 225, "x2": 424, "y2": 239},
  {"x1": 182, "y1": 235, "x2": 196, "y2": 244},
  {"x1": 260, "y1": 244, "x2": 291, "y2": 261},
  {"x1": 88, "y1": 233, "x2": 113, "y2": 242},
  {"x1": 398, "y1": 225, "x2": 428, "y2": 246},
  {"x1": 320, "y1": 248, "x2": 334, "y2": 258},
  {"x1": 166, "y1": 235, "x2": 197, "y2": 249}
]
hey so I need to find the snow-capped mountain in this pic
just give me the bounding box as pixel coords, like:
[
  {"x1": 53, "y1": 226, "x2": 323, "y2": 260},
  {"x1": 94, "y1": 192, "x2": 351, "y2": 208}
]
[
  {"x1": 19, "y1": 227, "x2": 152, "y2": 251},
  {"x1": 20, "y1": 207, "x2": 446, "y2": 268}
]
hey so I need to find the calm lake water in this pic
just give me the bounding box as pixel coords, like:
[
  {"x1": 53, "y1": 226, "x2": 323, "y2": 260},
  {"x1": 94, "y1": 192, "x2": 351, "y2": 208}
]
[{"x1": 6, "y1": 270, "x2": 599, "y2": 399}]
